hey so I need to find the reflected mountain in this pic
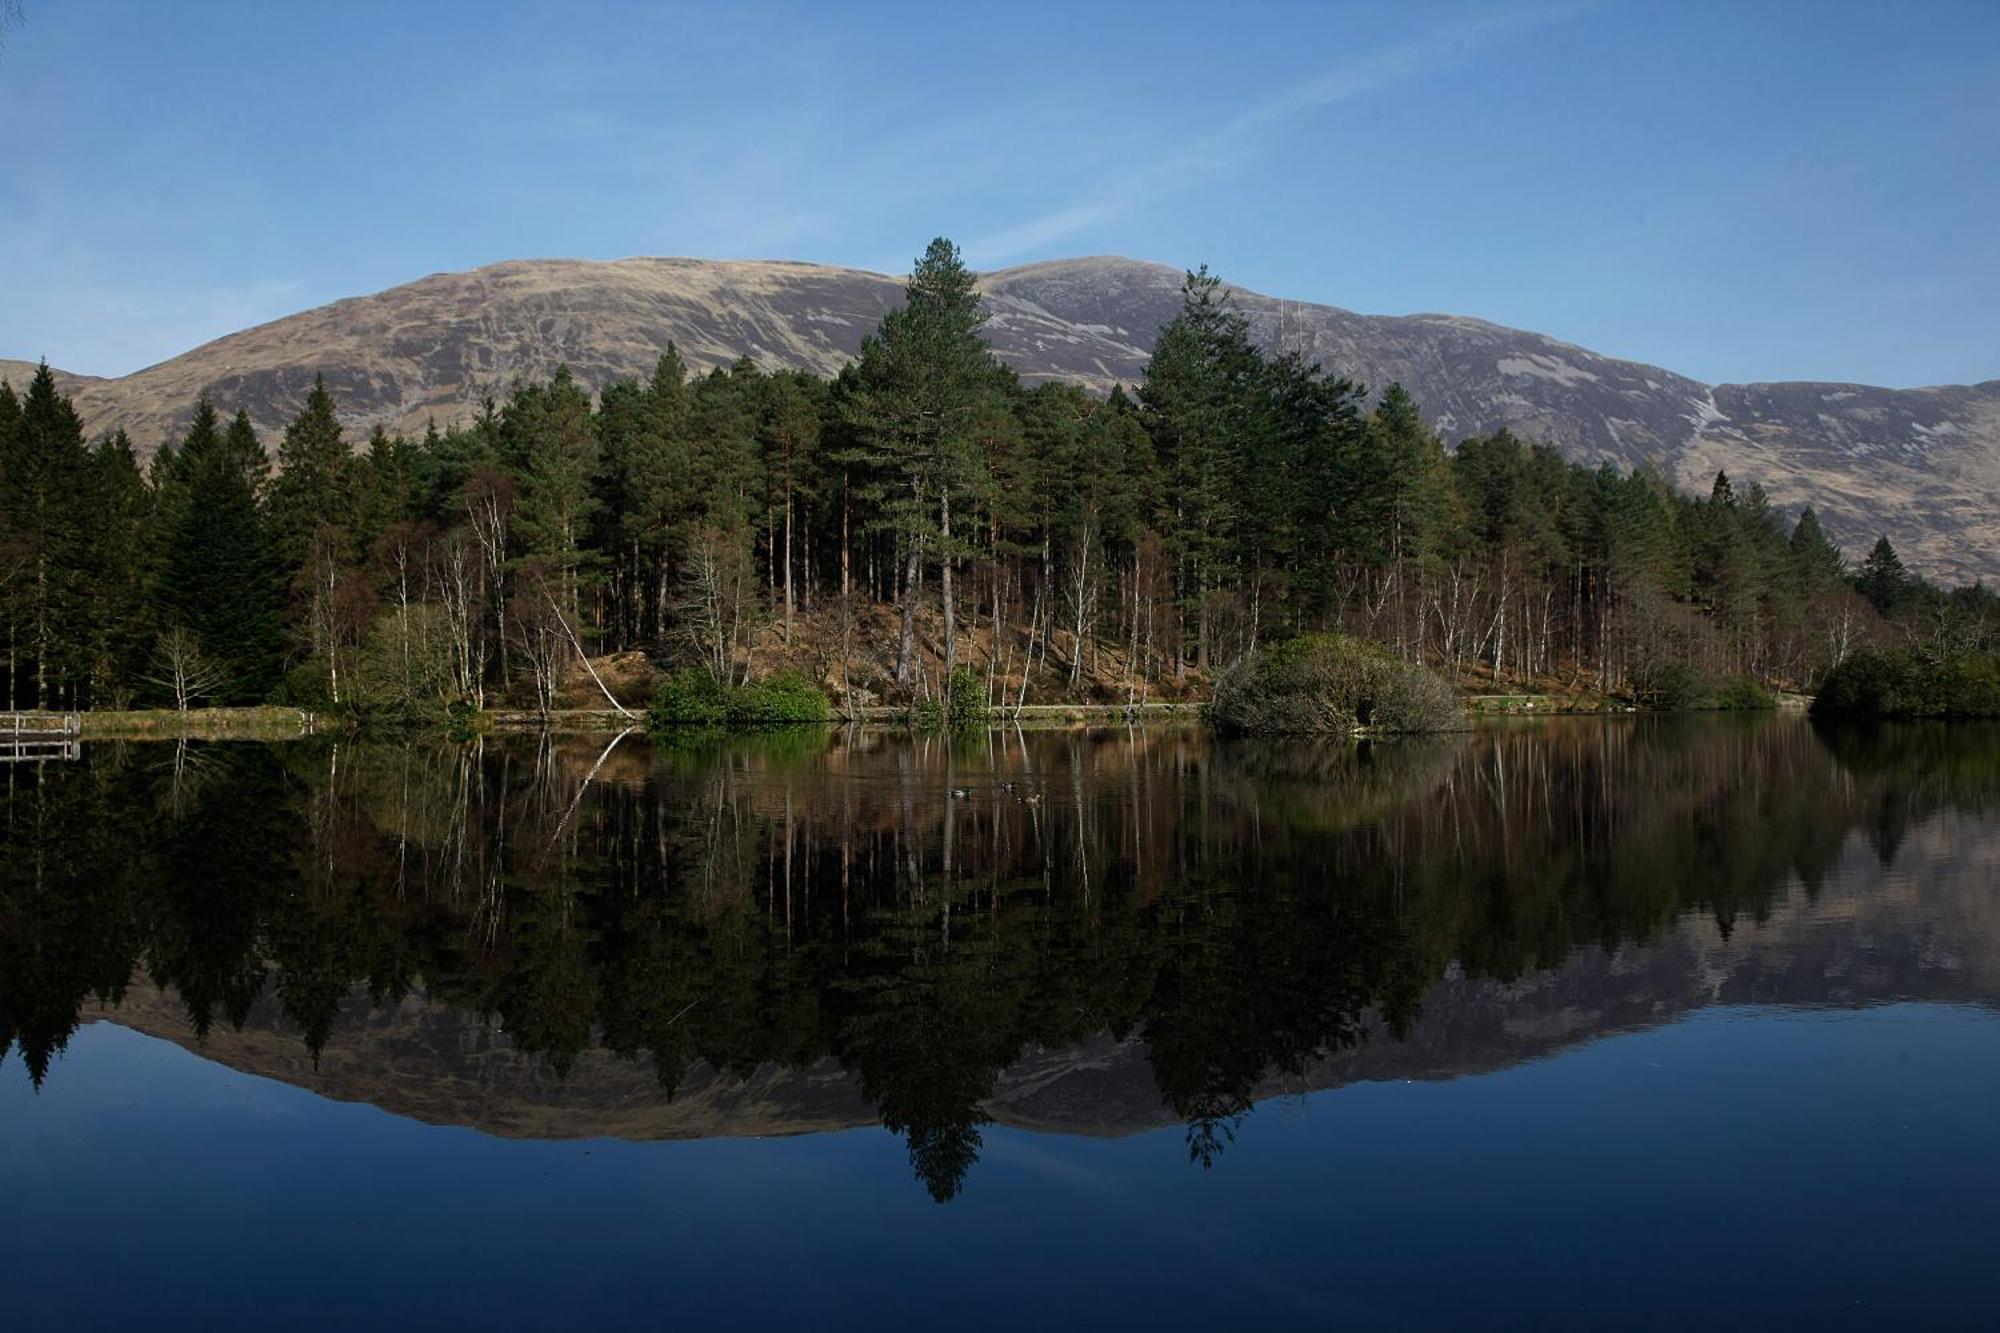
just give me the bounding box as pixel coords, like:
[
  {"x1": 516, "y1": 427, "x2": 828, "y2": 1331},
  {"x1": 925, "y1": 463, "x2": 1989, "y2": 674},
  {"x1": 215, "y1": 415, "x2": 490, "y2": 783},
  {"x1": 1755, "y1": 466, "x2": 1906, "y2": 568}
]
[{"x1": 5, "y1": 718, "x2": 1998, "y2": 1202}]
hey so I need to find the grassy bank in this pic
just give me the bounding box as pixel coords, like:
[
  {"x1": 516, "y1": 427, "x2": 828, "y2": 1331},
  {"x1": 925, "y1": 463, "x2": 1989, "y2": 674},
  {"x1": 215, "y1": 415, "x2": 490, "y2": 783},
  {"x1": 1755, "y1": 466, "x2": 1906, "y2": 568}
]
[
  {"x1": 489, "y1": 700, "x2": 1200, "y2": 733},
  {"x1": 74, "y1": 707, "x2": 332, "y2": 740},
  {"x1": 39, "y1": 688, "x2": 1822, "y2": 743}
]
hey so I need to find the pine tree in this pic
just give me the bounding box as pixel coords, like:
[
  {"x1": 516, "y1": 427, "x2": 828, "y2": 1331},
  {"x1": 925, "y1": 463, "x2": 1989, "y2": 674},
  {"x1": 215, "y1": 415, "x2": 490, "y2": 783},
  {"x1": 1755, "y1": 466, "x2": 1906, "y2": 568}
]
[
  {"x1": 606, "y1": 348, "x2": 695, "y2": 653},
  {"x1": 1856, "y1": 535, "x2": 1913, "y2": 615},
  {"x1": 223, "y1": 408, "x2": 271, "y2": 498},
  {"x1": 1362, "y1": 383, "x2": 1451, "y2": 654},
  {"x1": 85, "y1": 431, "x2": 151, "y2": 701},
  {"x1": 1140, "y1": 267, "x2": 1264, "y2": 673},
  {"x1": 0, "y1": 377, "x2": 20, "y2": 708},
  {"x1": 267, "y1": 375, "x2": 351, "y2": 565},
  {"x1": 1789, "y1": 507, "x2": 1844, "y2": 587},
  {"x1": 506, "y1": 365, "x2": 601, "y2": 628},
  {"x1": 159, "y1": 406, "x2": 284, "y2": 703},
  {"x1": 1, "y1": 364, "x2": 93, "y2": 706},
  {"x1": 845, "y1": 238, "x2": 1000, "y2": 684}
]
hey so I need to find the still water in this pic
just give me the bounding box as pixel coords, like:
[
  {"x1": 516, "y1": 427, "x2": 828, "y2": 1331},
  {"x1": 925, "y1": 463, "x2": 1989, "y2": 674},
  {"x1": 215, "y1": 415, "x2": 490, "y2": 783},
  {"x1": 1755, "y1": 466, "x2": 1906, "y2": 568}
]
[{"x1": 3, "y1": 717, "x2": 1997, "y2": 1329}]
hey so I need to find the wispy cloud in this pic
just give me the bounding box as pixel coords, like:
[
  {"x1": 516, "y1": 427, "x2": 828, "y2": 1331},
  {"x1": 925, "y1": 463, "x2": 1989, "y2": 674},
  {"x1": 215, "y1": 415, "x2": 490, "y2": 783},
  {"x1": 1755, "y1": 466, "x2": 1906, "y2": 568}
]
[{"x1": 965, "y1": 2, "x2": 1592, "y2": 266}]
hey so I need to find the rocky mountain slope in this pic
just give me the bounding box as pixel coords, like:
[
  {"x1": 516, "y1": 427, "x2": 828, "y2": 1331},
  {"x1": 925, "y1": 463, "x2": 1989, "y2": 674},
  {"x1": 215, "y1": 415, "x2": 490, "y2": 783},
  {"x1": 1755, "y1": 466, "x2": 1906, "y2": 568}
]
[{"x1": 9, "y1": 257, "x2": 1996, "y2": 581}]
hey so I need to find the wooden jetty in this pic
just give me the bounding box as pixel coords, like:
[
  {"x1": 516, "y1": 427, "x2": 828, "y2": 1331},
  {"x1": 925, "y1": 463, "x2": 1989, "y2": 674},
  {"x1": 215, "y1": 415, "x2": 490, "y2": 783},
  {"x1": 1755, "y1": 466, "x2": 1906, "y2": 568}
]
[{"x1": 1, "y1": 712, "x2": 82, "y2": 762}]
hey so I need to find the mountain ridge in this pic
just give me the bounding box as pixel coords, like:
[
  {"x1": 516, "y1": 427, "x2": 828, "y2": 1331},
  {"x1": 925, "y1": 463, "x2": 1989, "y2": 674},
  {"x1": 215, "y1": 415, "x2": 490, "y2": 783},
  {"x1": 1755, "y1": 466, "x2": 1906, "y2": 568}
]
[{"x1": 7, "y1": 255, "x2": 1996, "y2": 581}]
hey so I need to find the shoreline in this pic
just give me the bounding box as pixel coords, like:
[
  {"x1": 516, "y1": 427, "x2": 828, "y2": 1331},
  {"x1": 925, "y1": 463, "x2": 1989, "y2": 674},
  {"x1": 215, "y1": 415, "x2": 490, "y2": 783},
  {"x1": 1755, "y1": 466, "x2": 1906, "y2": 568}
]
[{"x1": 6, "y1": 691, "x2": 1821, "y2": 743}]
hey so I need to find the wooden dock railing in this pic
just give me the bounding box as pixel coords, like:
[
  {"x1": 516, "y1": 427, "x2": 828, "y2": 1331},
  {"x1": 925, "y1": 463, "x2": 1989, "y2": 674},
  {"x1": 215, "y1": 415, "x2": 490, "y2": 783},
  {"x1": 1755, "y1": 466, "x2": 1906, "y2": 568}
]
[{"x1": 1, "y1": 712, "x2": 83, "y2": 762}]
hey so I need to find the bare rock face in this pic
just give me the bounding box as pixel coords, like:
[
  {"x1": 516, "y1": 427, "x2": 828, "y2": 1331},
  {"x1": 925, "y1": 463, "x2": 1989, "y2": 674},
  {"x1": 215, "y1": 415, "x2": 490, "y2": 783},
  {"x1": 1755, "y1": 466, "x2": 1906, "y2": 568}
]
[{"x1": 9, "y1": 256, "x2": 1997, "y2": 581}]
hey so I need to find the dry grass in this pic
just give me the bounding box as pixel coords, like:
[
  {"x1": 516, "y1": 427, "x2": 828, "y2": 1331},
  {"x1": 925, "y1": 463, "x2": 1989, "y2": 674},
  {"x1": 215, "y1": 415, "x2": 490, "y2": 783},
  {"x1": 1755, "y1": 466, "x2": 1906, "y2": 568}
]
[{"x1": 78, "y1": 707, "x2": 330, "y2": 740}]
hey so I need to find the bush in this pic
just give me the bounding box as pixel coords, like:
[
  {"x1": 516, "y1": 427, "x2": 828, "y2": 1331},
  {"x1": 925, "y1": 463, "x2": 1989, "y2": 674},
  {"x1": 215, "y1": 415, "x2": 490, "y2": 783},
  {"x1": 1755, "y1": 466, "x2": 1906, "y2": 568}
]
[
  {"x1": 270, "y1": 661, "x2": 336, "y2": 710},
  {"x1": 1207, "y1": 634, "x2": 1462, "y2": 736},
  {"x1": 945, "y1": 665, "x2": 990, "y2": 727},
  {"x1": 1709, "y1": 674, "x2": 1778, "y2": 711},
  {"x1": 649, "y1": 667, "x2": 729, "y2": 727},
  {"x1": 648, "y1": 667, "x2": 832, "y2": 731},
  {"x1": 1812, "y1": 649, "x2": 2000, "y2": 719},
  {"x1": 1625, "y1": 664, "x2": 1775, "y2": 712},
  {"x1": 1628, "y1": 662, "x2": 1702, "y2": 711},
  {"x1": 909, "y1": 666, "x2": 992, "y2": 733},
  {"x1": 443, "y1": 699, "x2": 489, "y2": 740},
  {"x1": 728, "y1": 670, "x2": 834, "y2": 724}
]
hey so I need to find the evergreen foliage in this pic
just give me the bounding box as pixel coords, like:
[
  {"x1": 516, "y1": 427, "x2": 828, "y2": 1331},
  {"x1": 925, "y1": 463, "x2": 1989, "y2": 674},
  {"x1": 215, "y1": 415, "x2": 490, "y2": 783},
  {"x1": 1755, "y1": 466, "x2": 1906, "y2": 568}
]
[{"x1": 3, "y1": 241, "x2": 1994, "y2": 715}]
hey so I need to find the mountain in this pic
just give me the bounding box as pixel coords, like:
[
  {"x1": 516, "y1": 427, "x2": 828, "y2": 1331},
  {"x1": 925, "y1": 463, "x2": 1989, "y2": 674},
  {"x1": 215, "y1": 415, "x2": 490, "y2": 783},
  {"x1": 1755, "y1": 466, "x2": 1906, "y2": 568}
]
[
  {"x1": 9, "y1": 256, "x2": 1997, "y2": 581},
  {"x1": 0, "y1": 358, "x2": 104, "y2": 402}
]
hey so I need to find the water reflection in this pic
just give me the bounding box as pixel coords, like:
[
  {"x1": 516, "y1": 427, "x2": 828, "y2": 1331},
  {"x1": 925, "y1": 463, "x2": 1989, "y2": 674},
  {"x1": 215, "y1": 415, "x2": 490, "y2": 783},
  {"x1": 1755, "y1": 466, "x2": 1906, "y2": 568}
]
[{"x1": 3, "y1": 718, "x2": 1997, "y2": 1201}]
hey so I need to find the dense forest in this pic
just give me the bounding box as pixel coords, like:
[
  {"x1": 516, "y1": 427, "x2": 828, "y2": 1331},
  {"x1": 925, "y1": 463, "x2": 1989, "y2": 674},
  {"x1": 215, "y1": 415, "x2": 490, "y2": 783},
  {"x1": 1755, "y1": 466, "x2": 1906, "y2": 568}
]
[{"x1": 3, "y1": 238, "x2": 1994, "y2": 716}]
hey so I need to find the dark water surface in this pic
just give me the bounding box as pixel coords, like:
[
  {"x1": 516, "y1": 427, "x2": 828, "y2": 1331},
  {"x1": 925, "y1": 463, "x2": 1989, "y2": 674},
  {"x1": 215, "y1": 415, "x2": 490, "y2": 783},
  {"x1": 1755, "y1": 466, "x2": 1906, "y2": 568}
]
[{"x1": 3, "y1": 717, "x2": 1998, "y2": 1330}]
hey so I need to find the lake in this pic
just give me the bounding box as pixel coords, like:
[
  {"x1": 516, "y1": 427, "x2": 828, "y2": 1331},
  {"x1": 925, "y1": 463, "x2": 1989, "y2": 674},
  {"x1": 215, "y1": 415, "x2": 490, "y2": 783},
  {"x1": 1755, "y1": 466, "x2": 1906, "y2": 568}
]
[{"x1": 3, "y1": 717, "x2": 1998, "y2": 1330}]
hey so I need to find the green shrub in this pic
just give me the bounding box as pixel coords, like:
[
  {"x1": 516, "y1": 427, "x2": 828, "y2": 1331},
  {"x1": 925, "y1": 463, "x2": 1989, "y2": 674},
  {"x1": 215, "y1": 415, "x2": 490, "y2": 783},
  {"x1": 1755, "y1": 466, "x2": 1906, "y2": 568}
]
[
  {"x1": 1627, "y1": 665, "x2": 1777, "y2": 712},
  {"x1": 1813, "y1": 649, "x2": 2000, "y2": 719},
  {"x1": 1628, "y1": 662, "x2": 1703, "y2": 711},
  {"x1": 908, "y1": 667, "x2": 991, "y2": 733},
  {"x1": 728, "y1": 670, "x2": 833, "y2": 724},
  {"x1": 649, "y1": 667, "x2": 729, "y2": 727},
  {"x1": 1207, "y1": 634, "x2": 1462, "y2": 736},
  {"x1": 443, "y1": 699, "x2": 489, "y2": 740},
  {"x1": 649, "y1": 668, "x2": 832, "y2": 731},
  {"x1": 269, "y1": 661, "x2": 336, "y2": 710},
  {"x1": 1709, "y1": 674, "x2": 1778, "y2": 711},
  {"x1": 945, "y1": 665, "x2": 990, "y2": 728}
]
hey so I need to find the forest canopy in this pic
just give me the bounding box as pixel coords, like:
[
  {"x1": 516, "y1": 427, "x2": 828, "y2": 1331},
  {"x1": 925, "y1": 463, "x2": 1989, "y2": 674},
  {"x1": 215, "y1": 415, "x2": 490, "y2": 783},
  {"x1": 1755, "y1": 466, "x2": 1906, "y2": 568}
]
[{"x1": 2, "y1": 238, "x2": 1993, "y2": 716}]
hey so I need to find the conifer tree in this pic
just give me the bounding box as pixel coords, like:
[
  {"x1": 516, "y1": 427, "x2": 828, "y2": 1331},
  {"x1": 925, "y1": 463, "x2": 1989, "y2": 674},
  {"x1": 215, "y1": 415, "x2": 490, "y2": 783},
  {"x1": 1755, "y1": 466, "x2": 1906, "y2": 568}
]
[
  {"x1": 267, "y1": 375, "x2": 351, "y2": 565},
  {"x1": 1789, "y1": 507, "x2": 1844, "y2": 587},
  {"x1": 596, "y1": 348, "x2": 694, "y2": 652},
  {"x1": 1856, "y1": 535, "x2": 1913, "y2": 616},
  {"x1": 0, "y1": 377, "x2": 21, "y2": 708},
  {"x1": 1141, "y1": 267, "x2": 1264, "y2": 673},
  {"x1": 1, "y1": 364, "x2": 93, "y2": 706},
  {"x1": 159, "y1": 405, "x2": 284, "y2": 703},
  {"x1": 1362, "y1": 383, "x2": 1451, "y2": 653},
  {"x1": 506, "y1": 365, "x2": 601, "y2": 628},
  {"x1": 845, "y1": 238, "x2": 1000, "y2": 684},
  {"x1": 86, "y1": 430, "x2": 151, "y2": 700},
  {"x1": 223, "y1": 408, "x2": 271, "y2": 498}
]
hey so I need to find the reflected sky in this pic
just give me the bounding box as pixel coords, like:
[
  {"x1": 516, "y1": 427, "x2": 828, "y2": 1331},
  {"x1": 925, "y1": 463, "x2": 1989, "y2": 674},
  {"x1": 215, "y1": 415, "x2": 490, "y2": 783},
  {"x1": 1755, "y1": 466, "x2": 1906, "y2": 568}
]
[{"x1": 8, "y1": 1006, "x2": 1997, "y2": 1330}]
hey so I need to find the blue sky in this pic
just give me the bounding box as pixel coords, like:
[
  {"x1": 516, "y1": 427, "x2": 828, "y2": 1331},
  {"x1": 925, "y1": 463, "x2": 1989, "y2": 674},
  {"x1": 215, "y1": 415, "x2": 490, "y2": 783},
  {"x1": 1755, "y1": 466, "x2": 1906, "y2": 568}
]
[{"x1": 1, "y1": 0, "x2": 1994, "y2": 387}]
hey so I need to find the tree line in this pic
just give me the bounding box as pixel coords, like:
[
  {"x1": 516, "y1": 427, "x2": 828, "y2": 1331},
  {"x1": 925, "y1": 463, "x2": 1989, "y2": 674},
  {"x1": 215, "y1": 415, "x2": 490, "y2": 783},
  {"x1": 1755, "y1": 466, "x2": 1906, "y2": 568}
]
[{"x1": 4, "y1": 237, "x2": 1993, "y2": 714}]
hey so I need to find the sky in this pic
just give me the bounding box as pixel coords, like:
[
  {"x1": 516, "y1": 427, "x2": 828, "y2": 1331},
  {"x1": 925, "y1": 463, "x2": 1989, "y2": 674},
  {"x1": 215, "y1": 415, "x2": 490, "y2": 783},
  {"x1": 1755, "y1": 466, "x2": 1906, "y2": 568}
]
[{"x1": 0, "y1": 0, "x2": 1995, "y2": 388}]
